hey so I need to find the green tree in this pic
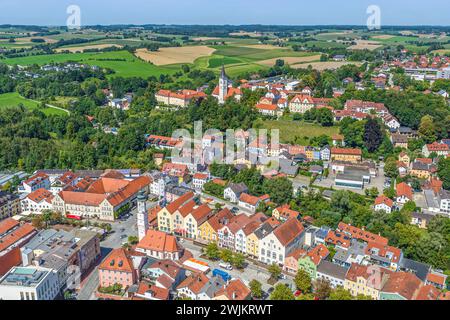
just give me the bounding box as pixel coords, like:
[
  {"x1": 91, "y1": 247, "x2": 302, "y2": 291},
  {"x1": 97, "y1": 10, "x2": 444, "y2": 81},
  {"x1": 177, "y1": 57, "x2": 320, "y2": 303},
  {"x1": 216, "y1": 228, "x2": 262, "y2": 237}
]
[
  {"x1": 220, "y1": 249, "x2": 233, "y2": 263},
  {"x1": 270, "y1": 284, "x2": 295, "y2": 300},
  {"x1": 313, "y1": 278, "x2": 332, "y2": 300},
  {"x1": 364, "y1": 117, "x2": 383, "y2": 153},
  {"x1": 329, "y1": 287, "x2": 353, "y2": 300},
  {"x1": 437, "y1": 157, "x2": 450, "y2": 190},
  {"x1": 384, "y1": 157, "x2": 399, "y2": 179},
  {"x1": 231, "y1": 253, "x2": 245, "y2": 269},
  {"x1": 294, "y1": 269, "x2": 312, "y2": 293},
  {"x1": 205, "y1": 242, "x2": 220, "y2": 260},
  {"x1": 268, "y1": 263, "x2": 282, "y2": 279},
  {"x1": 418, "y1": 115, "x2": 436, "y2": 144},
  {"x1": 249, "y1": 279, "x2": 263, "y2": 299}
]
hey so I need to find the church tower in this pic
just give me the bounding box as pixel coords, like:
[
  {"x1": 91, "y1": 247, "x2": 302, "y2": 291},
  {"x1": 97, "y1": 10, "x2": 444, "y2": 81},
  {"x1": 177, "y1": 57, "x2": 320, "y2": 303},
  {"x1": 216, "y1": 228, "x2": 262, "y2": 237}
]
[
  {"x1": 218, "y1": 65, "x2": 229, "y2": 105},
  {"x1": 137, "y1": 190, "x2": 149, "y2": 241}
]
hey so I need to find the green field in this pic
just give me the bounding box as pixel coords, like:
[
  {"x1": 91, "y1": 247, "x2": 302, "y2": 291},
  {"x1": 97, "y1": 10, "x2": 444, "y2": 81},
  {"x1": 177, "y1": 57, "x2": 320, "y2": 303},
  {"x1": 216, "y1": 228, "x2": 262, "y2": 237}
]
[
  {"x1": 0, "y1": 92, "x2": 68, "y2": 116},
  {"x1": 2, "y1": 50, "x2": 178, "y2": 78},
  {"x1": 258, "y1": 119, "x2": 340, "y2": 145}
]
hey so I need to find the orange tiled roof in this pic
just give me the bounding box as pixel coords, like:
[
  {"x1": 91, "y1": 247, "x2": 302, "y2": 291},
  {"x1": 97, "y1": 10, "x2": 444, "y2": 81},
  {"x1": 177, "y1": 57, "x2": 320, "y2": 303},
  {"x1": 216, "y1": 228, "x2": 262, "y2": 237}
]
[
  {"x1": 396, "y1": 182, "x2": 413, "y2": 200},
  {"x1": 374, "y1": 195, "x2": 394, "y2": 207},
  {"x1": 382, "y1": 272, "x2": 422, "y2": 300},
  {"x1": 137, "y1": 229, "x2": 181, "y2": 253},
  {"x1": 239, "y1": 193, "x2": 260, "y2": 206},
  {"x1": 215, "y1": 279, "x2": 251, "y2": 300},
  {"x1": 414, "y1": 285, "x2": 440, "y2": 300},
  {"x1": 99, "y1": 248, "x2": 134, "y2": 273},
  {"x1": 27, "y1": 188, "x2": 54, "y2": 204},
  {"x1": 426, "y1": 272, "x2": 447, "y2": 286},
  {"x1": 0, "y1": 218, "x2": 20, "y2": 235},
  {"x1": 338, "y1": 222, "x2": 388, "y2": 245},
  {"x1": 307, "y1": 244, "x2": 329, "y2": 265},
  {"x1": 0, "y1": 223, "x2": 36, "y2": 252},
  {"x1": 176, "y1": 273, "x2": 209, "y2": 294}
]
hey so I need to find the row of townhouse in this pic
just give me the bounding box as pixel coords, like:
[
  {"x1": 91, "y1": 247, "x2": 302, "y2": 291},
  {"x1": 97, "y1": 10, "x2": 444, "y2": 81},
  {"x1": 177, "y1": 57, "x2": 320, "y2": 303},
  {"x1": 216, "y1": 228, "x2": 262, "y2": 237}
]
[
  {"x1": 298, "y1": 222, "x2": 449, "y2": 300},
  {"x1": 333, "y1": 100, "x2": 400, "y2": 130}
]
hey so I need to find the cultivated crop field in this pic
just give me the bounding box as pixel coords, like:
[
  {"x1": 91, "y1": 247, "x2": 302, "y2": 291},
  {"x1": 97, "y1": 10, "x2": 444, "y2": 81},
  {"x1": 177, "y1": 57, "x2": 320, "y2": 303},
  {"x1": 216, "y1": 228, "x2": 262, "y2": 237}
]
[{"x1": 135, "y1": 45, "x2": 216, "y2": 65}]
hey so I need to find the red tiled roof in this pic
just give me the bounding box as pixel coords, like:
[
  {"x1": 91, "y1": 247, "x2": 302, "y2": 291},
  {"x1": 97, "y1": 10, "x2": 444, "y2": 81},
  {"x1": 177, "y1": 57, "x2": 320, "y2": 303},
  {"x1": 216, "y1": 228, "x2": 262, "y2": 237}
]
[
  {"x1": 273, "y1": 218, "x2": 304, "y2": 246},
  {"x1": 0, "y1": 247, "x2": 22, "y2": 277},
  {"x1": 426, "y1": 272, "x2": 447, "y2": 286},
  {"x1": 414, "y1": 285, "x2": 440, "y2": 300},
  {"x1": 331, "y1": 147, "x2": 362, "y2": 156},
  {"x1": 176, "y1": 273, "x2": 209, "y2": 294}
]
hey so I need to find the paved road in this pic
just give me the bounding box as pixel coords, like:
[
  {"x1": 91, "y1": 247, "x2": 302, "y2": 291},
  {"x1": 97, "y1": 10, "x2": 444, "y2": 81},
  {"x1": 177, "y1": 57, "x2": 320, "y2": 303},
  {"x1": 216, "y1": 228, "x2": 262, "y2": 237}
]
[
  {"x1": 76, "y1": 203, "x2": 149, "y2": 300},
  {"x1": 182, "y1": 240, "x2": 295, "y2": 294}
]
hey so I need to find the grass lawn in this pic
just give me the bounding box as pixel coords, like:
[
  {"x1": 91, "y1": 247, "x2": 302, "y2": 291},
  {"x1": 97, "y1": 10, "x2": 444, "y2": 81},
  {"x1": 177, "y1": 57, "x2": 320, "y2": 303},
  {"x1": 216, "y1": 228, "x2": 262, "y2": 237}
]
[
  {"x1": 0, "y1": 92, "x2": 68, "y2": 116},
  {"x1": 257, "y1": 119, "x2": 340, "y2": 145}
]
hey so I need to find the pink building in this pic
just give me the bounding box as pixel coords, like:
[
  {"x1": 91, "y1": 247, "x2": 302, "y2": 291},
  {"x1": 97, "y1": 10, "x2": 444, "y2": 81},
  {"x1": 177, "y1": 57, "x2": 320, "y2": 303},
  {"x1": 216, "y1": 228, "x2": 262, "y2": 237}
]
[{"x1": 98, "y1": 248, "x2": 136, "y2": 289}]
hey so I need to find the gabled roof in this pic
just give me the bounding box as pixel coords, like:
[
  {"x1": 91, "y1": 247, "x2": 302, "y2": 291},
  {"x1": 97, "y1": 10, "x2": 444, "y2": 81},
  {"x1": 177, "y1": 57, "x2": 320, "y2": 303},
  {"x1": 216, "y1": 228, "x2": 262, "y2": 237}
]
[
  {"x1": 374, "y1": 195, "x2": 394, "y2": 207},
  {"x1": 239, "y1": 193, "x2": 260, "y2": 206},
  {"x1": 214, "y1": 279, "x2": 251, "y2": 300},
  {"x1": 176, "y1": 273, "x2": 209, "y2": 294},
  {"x1": 137, "y1": 229, "x2": 181, "y2": 253},
  {"x1": 99, "y1": 248, "x2": 134, "y2": 273},
  {"x1": 382, "y1": 272, "x2": 422, "y2": 300},
  {"x1": 396, "y1": 182, "x2": 413, "y2": 200},
  {"x1": 273, "y1": 218, "x2": 304, "y2": 246}
]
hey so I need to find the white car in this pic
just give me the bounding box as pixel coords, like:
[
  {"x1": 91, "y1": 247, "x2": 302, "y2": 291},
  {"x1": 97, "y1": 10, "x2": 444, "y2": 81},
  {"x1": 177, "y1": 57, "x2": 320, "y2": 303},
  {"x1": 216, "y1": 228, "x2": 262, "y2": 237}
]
[{"x1": 219, "y1": 263, "x2": 233, "y2": 270}]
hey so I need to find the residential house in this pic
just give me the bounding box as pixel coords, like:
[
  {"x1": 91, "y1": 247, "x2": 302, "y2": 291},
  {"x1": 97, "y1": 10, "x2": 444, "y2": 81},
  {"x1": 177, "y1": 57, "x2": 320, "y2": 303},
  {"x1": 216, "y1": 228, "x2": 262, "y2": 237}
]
[
  {"x1": 223, "y1": 183, "x2": 248, "y2": 203},
  {"x1": 238, "y1": 193, "x2": 261, "y2": 213},
  {"x1": 396, "y1": 182, "x2": 413, "y2": 205},
  {"x1": 316, "y1": 260, "x2": 349, "y2": 288},
  {"x1": 344, "y1": 263, "x2": 391, "y2": 300},
  {"x1": 213, "y1": 279, "x2": 251, "y2": 300},
  {"x1": 374, "y1": 195, "x2": 394, "y2": 213},
  {"x1": 197, "y1": 208, "x2": 234, "y2": 243},
  {"x1": 379, "y1": 272, "x2": 422, "y2": 300},
  {"x1": 21, "y1": 188, "x2": 54, "y2": 214},
  {"x1": 98, "y1": 248, "x2": 137, "y2": 289},
  {"x1": 331, "y1": 147, "x2": 362, "y2": 163},
  {"x1": 297, "y1": 244, "x2": 329, "y2": 279},
  {"x1": 0, "y1": 191, "x2": 21, "y2": 220},
  {"x1": 422, "y1": 142, "x2": 449, "y2": 157}
]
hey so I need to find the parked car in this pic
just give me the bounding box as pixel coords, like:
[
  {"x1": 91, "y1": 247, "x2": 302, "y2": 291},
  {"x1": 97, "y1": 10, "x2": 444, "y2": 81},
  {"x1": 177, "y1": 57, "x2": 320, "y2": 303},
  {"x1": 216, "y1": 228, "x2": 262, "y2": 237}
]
[{"x1": 219, "y1": 262, "x2": 233, "y2": 270}]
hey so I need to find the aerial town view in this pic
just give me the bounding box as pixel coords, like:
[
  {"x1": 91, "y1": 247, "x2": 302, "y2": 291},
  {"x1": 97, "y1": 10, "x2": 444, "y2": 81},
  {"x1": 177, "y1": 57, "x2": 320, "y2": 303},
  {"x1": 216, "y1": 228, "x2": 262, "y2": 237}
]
[{"x1": 0, "y1": 0, "x2": 449, "y2": 312}]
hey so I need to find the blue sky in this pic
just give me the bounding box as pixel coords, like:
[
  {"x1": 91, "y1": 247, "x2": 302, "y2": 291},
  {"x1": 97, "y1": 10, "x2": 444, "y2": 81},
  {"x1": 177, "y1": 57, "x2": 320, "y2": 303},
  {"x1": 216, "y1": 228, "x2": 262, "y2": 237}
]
[{"x1": 0, "y1": 0, "x2": 449, "y2": 26}]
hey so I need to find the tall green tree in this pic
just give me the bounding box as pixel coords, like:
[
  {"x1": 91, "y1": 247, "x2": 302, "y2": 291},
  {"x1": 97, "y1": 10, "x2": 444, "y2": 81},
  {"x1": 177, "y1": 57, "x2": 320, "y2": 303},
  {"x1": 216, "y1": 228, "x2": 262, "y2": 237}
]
[{"x1": 364, "y1": 117, "x2": 383, "y2": 153}]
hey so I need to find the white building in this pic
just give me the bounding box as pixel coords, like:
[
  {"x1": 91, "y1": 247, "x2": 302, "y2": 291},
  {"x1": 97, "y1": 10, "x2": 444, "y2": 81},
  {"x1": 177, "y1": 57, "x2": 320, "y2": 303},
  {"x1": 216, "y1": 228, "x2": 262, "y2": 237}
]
[
  {"x1": 437, "y1": 67, "x2": 450, "y2": 79},
  {"x1": 0, "y1": 266, "x2": 60, "y2": 300},
  {"x1": 259, "y1": 219, "x2": 304, "y2": 265},
  {"x1": 192, "y1": 173, "x2": 209, "y2": 191},
  {"x1": 316, "y1": 260, "x2": 349, "y2": 288},
  {"x1": 20, "y1": 188, "x2": 54, "y2": 215},
  {"x1": 19, "y1": 172, "x2": 50, "y2": 194}
]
